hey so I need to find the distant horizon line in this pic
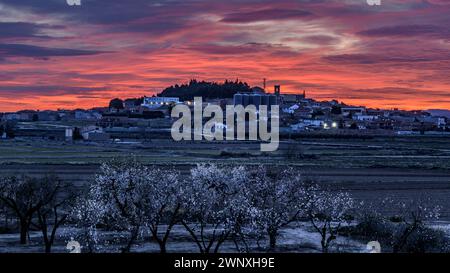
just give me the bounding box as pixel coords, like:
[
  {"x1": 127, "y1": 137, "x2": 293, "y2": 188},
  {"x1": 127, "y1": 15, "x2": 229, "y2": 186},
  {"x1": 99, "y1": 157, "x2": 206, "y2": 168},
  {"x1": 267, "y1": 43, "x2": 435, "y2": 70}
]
[{"x1": 2, "y1": 94, "x2": 449, "y2": 114}]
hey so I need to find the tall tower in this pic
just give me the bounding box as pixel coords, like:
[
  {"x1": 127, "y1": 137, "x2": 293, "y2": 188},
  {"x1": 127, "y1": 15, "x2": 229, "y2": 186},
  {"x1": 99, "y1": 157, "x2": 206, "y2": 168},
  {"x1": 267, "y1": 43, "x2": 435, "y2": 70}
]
[
  {"x1": 274, "y1": 85, "x2": 281, "y2": 96},
  {"x1": 263, "y1": 78, "x2": 266, "y2": 90}
]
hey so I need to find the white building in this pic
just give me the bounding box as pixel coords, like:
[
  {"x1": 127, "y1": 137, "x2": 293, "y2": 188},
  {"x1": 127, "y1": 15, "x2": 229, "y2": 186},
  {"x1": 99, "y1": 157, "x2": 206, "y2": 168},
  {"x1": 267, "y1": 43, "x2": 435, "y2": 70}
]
[
  {"x1": 80, "y1": 126, "x2": 109, "y2": 141},
  {"x1": 292, "y1": 119, "x2": 324, "y2": 130},
  {"x1": 282, "y1": 104, "x2": 300, "y2": 114},
  {"x1": 353, "y1": 115, "x2": 379, "y2": 121},
  {"x1": 75, "y1": 110, "x2": 101, "y2": 121},
  {"x1": 342, "y1": 107, "x2": 366, "y2": 116},
  {"x1": 142, "y1": 97, "x2": 180, "y2": 108}
]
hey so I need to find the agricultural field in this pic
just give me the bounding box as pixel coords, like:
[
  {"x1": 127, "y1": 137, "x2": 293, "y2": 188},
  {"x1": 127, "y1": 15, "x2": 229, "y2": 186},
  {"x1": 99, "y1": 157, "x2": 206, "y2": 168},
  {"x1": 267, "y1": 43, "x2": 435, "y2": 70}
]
[
  {"x1": 1, "y1": 136, "x2": 450, "y2": 253},
  {"x1": 0, "y1": 136, "x2": 450, "y2": 168},
  {"x1": 0, "y1": 136, "x2": 449, "y2": 216}
]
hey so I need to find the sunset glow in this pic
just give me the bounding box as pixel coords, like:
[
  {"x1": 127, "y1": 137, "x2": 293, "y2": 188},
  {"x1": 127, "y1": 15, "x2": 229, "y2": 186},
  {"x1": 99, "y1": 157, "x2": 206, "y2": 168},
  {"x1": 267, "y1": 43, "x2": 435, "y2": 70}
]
[{"x1": 0, "y1": 0, "x2": 449, "y2": 111}]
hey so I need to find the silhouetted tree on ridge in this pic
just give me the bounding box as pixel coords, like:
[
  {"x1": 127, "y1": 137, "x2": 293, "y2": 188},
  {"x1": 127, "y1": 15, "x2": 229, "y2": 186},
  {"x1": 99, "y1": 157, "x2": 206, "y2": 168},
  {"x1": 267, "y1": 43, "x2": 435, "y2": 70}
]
[{"x1": 159, "y1": 79, "x2": 252, "y2": 100}]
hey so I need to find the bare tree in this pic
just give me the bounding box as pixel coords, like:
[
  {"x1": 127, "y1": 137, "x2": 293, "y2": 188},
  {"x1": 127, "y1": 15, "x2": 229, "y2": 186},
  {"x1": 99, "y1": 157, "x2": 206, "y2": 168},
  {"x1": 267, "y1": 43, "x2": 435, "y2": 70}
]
[
  {"x1": 0, "y1": 176, "x2": 59, "y2": 244},
  {"x1": 306, "y1": 190, "x2": 355, "y2": 253},
  {"x1": 247, "y1": 166, "x2": 309, "y2": 250},
  {"x1": 35, "y1": 176, "x2": 76, "y2": 253},
  {"x1": 381, "y1": 197, "x2": 441, "y2": 253}
]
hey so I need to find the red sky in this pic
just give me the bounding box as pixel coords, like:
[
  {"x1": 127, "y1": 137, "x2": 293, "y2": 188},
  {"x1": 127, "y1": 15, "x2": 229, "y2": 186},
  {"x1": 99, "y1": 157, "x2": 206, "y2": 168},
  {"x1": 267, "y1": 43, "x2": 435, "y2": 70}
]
[{"x1": 0, "y1": 0, "x2": 449, "y2": 112}]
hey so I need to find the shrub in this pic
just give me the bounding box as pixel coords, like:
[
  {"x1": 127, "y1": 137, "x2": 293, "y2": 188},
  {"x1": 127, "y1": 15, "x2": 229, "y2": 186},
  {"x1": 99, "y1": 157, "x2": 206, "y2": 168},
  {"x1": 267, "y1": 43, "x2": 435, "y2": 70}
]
[
  {"x1": 352, "y1": 214, "x2": 394, "y2": 245},
  {"x1": 398, "y1": 225, "x2": 449, "y2": 253}
]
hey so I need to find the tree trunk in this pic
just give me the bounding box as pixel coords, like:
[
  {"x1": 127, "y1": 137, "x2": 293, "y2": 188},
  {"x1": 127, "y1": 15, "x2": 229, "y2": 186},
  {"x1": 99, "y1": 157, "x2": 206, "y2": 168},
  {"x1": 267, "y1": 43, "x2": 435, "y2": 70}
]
[
  {"x1": 158, "y1": 242, "x2": 167, "y2": 254},
  {"x1": 321, "y1": 232, "x2": 329, "y2": 253},
  {"x1": 182, "y1": 221, "x2": 205, "y2": 253},
  {"x1": 268, "y1": 229, "x2": 277, "y2": 250},
  {"x1": 214, "y1": 236, "x2": 227, "y2": 253},
  {"x1": 393, "y1": 224, "x2": 416, "y2": 253},
  {"x1": 45, "y1": 243, "x2": 52, "y2": 253},
  {"x1": 19, "y1": 220, "x2": 28, "y2": 244},
  {"x1": 122, "y1": 239, "x2": 134, "y2": 253},
  {"x1": 43, "y1": 235, "x2": 55, "y2": 253},
  {"x1": 151, "y1": 228, "x2": 168, "y2": 253},
  {"x1": 121, "y1": 228, "x2": 139, "y2": 253},
  {"x1": 321, "y1": 240, "x2": 329, "y2": 253}
]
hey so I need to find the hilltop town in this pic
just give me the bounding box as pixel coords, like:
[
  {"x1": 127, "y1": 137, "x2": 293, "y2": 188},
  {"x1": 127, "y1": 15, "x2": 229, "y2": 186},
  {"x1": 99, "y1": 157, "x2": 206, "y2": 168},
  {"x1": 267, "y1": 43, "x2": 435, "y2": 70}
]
[
  {"x1": 2, "y1": 80, "x2": 450, "y2": 255},
  {"x1": 1, "y1": 80, "x2": 449, "y2": 142}
]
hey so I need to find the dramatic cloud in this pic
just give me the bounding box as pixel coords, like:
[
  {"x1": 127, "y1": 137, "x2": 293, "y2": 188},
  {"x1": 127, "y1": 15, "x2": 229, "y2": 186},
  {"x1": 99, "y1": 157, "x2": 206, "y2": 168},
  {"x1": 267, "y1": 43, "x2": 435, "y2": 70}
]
[
  {"x1": 0, "y1": 22, "x2": 62, "y2": 39},
  {"x1": 221, "y1": 9, "x2": 313, "y2": 23},
  {"x1": 358, "y1": 25, "x2": 450, "y2": 39},
  {"x1": 0, "y1": 44, "x2": 107, "y2": 58},
  {"x1": 0, "y1": 85, "x2": 110, "y2": 95},
  {"x1": 323, "y1": 53, "x2": 450, "y2": 65},
  {"x1": 0, "y1": 0, "x2": 449, "y2": 111}
]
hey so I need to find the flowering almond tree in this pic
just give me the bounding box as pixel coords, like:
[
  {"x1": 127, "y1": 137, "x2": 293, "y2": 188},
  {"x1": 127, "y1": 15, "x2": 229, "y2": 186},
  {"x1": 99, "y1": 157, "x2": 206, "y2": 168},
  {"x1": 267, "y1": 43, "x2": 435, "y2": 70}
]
[
  {"x1": 71, "y1": 197, "x2": 105, "y2": 253},
  {"x1": 306, "y1": 190, "x2": 355, "y2": 253},
  {"x1": 381, "y1": 197, "x2": 441, "y2": 253},
  {"x1": 90, "y1": 158, "x2": 150, "y2": 253},
  {"x1": 247, "y1": 166, "x2": 309, "y2": 250},
  {"x1": 0, "y1": 175, "x2": 64, "y2": 245},
  {"x1": 143, "y1": 167, "x2": 186, "y2": 253},
  {"x1": 89, "y1": 158, "x2": 189, "y2": 253},
  {"x1": 182, "y1": 164, "x2": 251, "y2": 253}
]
